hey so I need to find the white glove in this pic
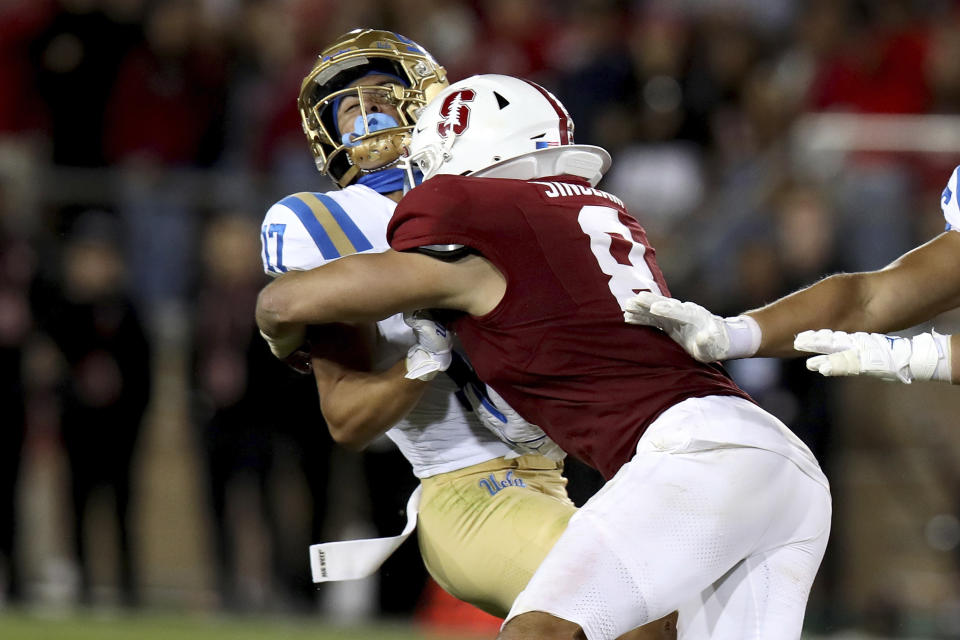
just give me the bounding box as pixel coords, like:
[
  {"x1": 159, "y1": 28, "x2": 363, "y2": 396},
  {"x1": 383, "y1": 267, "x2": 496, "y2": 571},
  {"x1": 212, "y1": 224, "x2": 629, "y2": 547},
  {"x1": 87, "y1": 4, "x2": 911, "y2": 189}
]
[
  {"x1": 403, "y1": 311, "x2": 452, "y2": 381},
  {"x1": 623, "y1": 292, "x2": 761, "y2": 362},
  {"x1": 795, "y1": 329, "x2": 952, "y2": 384},
  {"x1": 462, "y1": 384, "x2": 566, "y2": 462}
]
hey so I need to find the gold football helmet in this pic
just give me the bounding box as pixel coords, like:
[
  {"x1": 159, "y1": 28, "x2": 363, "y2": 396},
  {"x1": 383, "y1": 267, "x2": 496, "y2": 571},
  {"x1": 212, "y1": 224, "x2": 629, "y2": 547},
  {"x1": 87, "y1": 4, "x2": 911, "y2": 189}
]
[{"x1": 299, "y1": 29, "x2": 449, "y2": 187}]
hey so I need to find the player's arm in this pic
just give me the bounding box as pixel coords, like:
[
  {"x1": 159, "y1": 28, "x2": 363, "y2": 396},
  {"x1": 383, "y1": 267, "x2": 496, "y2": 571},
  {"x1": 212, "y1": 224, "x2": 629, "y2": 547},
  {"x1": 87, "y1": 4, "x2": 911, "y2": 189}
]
[
  {"x1": 309, "y1": 323, "x2": 430, "y2": 450},
  {"x1": 748, "y1": 231, "x2": 960, "y2": 356},
  {"x1": 256, "y1": 249, "x2": 504, "y2": 358},
  {"x1": 625, "y1": 232, "x2": 960, "y2": 360}
]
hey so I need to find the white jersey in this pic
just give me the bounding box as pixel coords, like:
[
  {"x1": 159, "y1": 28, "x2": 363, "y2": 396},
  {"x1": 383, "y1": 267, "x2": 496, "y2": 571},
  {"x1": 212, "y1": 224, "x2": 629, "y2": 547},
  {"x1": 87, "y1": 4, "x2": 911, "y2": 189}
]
[
  {"x1": 942, "y1": 165, "x2": 960, "y2": 231},
  {"x1": 260, "y1": 183, "x2": 517, "y2": 478}
]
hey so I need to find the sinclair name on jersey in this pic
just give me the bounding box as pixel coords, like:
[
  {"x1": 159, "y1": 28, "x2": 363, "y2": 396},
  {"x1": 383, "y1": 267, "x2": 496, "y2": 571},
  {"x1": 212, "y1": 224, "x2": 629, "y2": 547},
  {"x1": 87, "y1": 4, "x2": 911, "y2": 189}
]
[{"x1": 531, "y1": 180, "x2": 624, "y2": 207}]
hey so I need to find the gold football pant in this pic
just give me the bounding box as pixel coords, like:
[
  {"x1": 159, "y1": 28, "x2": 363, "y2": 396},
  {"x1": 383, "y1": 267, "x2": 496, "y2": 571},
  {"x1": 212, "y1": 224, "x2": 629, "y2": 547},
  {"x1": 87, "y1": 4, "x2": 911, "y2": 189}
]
[{"x1": 417, "y1": 454, "x2": 574, "y2": 618}]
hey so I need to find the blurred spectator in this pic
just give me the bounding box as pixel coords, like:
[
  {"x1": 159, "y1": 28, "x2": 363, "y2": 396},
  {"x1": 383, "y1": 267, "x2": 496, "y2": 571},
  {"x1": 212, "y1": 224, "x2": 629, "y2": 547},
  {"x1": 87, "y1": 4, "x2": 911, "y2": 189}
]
[
  {"x1": 625, "y1": 13, "x2": 692, "y2": 145},
  {"x1": 682, "y1": 9, "x2": 762, "y2": 150},
  {"x1": 104, "y1": 0, "x2": 226, "y2": 167},
  {"x1": 797, "y1": 1, "x2": 932, "y2": 272},
  {"x1": 115, "y1": 168, "x2": 196, "y2": 339},
  {"x1": 808, "y1": 0, "x2": 931, "y2": 114},
  {"x1": 190, "y1": 213, "x2": 275, "y2": 610},
  {"x1": 239, "y1": 1, "x2": 320, "y2": 191},
  {"x1": 30, "y1": 0, "x2": 144, "y2": 166},
  {"x1": 834, "y1": 163, "x2": 917, "y2": 271},
  {"x1": 0, "y1": 176, "x2": 38, "y2": 604},
  {"x1": 262, "y1": 341, "x2": 336, "y2": 612},
  {"x1": 289, "y1": 0, "x2": 386, "y2": 57},
  {"x1": 551, "y1": 0, "x2": 636, "y2": 151},
  {"x1": 34, "y1": 210, "x2": 151, "y2": 607},
  {"x1": 674, "y1": 58, "x2": 802, "y2": 306},
  {"x1": 104, "y1": 0, "x2": 230, "y2": 338},
  {"x1": 0, "y1": 0, "x2": 53, "y2": 135},
  {"x1": 386, "y1": 0, "x2": 479, "y2": 81},
  {"x1": 469, "y1": 0, "x2": 560, "y2": 79},
  {"x1": 926, "y1": 6, "x2": 960, "y2": 114},
  {"x1": 218, "y1": 0, "x2": 299, "y2": 173},
  {"x1": 190, "y1": 215, "x2": 332, "y2": 611}
]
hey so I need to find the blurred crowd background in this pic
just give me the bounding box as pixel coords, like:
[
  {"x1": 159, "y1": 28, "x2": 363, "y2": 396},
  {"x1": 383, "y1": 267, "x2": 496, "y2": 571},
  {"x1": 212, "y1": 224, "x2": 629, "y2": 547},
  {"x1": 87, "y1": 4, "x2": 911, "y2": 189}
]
[{"x1": 3, "y1": 0, "x2": 960, "y2": 637}]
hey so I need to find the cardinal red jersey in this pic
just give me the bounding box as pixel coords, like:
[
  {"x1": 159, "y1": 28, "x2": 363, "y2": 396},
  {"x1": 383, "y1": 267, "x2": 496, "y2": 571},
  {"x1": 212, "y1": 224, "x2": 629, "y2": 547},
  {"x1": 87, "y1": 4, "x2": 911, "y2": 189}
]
[{"x1": 388, "y1": 174, "x2": 752, "y2": 479}]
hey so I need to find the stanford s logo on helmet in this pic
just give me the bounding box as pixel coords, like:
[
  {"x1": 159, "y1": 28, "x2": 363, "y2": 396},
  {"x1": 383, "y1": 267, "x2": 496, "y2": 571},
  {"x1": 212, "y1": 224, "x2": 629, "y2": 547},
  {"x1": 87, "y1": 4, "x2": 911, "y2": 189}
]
[
  {"x1": 437, "y1": 89, "x2": 475, "y2": 138},
  {"x1": 402, "y1": 74, "x2": 611, "y2": 187}
]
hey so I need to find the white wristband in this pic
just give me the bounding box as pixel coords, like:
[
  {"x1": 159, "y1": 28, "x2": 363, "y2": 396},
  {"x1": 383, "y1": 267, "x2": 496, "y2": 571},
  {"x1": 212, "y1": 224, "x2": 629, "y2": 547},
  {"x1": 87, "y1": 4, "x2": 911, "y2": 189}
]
[
  {"x1": 722, "y1": 315, "x2": 762, "y2": 360},
  {"x1": 909, "y1": 330, "x2": 952, "y2": 383}
]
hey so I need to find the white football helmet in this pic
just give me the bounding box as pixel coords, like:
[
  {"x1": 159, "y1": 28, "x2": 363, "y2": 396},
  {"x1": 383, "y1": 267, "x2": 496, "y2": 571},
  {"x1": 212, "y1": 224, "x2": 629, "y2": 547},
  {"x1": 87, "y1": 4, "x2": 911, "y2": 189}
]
[{"x1": 402, "y1": 74, "x2": 611, "y2": 187}]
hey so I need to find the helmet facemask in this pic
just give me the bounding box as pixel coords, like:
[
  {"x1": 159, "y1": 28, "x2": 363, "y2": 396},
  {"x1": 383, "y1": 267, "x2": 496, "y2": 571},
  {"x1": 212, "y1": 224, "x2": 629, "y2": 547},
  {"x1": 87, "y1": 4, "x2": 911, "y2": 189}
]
[
  {"x1": 313, "y1": 81, "x2": 412, "y2": 174},
  {"x1": 298, "y1": 30, "x2": 448, "y2": 188}
]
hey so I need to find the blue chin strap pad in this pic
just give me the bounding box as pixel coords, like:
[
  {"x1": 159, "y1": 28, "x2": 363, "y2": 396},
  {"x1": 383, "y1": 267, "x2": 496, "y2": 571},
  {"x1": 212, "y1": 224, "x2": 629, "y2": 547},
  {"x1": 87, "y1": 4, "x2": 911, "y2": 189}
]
[
  {"x1": 358, "y1": 168, "x2": 422, "y2": 195},
  {"x1": 342, "y1": 113, "x2": 402, "y2": 147}
]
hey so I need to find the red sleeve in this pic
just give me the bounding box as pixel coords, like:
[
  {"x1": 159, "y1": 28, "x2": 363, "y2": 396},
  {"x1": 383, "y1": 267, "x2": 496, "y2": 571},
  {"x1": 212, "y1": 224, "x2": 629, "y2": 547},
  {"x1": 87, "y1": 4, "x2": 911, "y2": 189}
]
[{"x1": 388, "y1": 176, "x2": 485, "y2": 252}]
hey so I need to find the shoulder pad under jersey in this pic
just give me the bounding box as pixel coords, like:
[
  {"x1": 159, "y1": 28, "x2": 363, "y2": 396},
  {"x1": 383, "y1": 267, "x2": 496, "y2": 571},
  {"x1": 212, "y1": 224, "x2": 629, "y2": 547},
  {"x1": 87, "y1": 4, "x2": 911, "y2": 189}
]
[
  {"x1": 414, "y1": 244, "x2": 475, "y2": 262},
  {"x1": 260, "y1": 188, "x2": 393, "y2": 275}
]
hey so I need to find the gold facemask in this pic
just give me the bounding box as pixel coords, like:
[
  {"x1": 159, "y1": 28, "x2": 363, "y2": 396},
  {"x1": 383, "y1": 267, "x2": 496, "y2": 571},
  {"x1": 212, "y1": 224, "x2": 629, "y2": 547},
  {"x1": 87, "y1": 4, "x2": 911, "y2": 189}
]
[{"x1": 298, "y1": 29, "x2": 449, "y2": 187}]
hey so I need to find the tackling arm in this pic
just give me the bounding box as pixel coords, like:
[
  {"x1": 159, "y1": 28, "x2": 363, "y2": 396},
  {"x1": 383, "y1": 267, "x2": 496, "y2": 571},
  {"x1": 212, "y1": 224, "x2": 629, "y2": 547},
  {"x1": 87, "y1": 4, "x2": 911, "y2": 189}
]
[{"x1": 256, "y1": 249, "x2": 505, "y2": 357}]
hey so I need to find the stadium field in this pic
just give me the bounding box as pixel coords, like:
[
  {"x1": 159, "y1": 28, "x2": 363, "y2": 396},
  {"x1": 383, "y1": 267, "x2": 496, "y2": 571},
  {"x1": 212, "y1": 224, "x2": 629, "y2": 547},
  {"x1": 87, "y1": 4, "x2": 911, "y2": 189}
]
[
  {"x1": 0, "y1": 612, "x2": 922, "y2": 640},
  {"x1": 0, "y1": 611, "x2": 481, "y2": 640}
]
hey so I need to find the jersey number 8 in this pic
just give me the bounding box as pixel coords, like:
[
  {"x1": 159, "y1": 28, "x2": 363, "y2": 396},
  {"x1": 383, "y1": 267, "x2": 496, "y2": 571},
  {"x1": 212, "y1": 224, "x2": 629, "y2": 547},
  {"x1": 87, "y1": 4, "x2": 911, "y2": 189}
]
[{"x1": 577, "y1": 205, "x2": 664, "y2": 308}]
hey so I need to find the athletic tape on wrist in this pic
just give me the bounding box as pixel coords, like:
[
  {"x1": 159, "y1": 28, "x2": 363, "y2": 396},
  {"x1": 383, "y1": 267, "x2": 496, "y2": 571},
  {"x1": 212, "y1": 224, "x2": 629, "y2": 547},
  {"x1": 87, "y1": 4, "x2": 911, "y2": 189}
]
[
  {"x1": 910, "y1": 331, "x2": 951, "y2": 382},
  {"x1": 723, "y1": 315, "x2": 762, "y2": 359}
]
